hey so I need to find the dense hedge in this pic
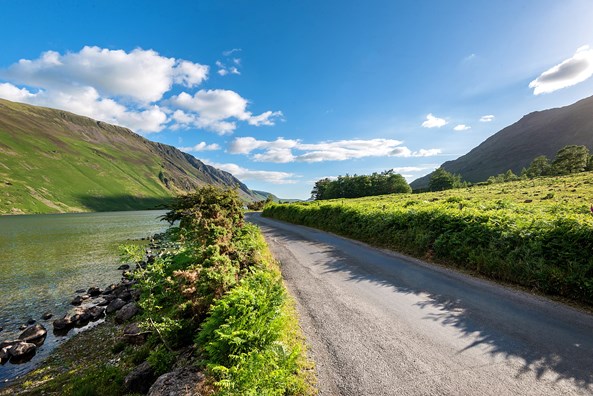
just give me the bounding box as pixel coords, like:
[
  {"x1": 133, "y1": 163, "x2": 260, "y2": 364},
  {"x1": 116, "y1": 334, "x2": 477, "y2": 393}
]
[{"x1": 263, "y1": 175, "x2": 593, "y2": 306}]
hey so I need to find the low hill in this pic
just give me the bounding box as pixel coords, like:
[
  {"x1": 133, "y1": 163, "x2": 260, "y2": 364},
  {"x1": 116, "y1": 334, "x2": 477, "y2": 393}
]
[
  {"x1": 251, "y1": 190, "x2": 301, "y2": 203},
  {"x1": 411, "y1": 95, "x2": 593, "y2": 189},
  {"x1": 0, "y1": 99, "x2": 259, "y2": 214}
]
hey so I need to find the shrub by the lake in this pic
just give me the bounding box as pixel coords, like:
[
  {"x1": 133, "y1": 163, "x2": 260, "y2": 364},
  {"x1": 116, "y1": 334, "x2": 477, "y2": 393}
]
[{"x1": 127, "y1": 186, "x2": 314, "y2": 395}]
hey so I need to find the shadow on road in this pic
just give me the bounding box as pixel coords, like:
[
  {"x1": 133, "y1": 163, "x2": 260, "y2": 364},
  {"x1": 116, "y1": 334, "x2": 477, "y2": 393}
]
[{"x1": 253, "y1": 215, "x2": 593, "y2": 392}]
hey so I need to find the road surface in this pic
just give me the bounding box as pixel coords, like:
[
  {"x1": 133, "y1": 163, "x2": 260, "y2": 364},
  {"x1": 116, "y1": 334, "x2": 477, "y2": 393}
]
[{"x1": 247, "y1": 213, "x2": 593, "y2": 396}]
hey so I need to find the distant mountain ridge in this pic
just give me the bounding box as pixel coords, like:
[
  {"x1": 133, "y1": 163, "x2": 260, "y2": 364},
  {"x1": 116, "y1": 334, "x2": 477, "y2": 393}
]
[
  {"x1": 0, "y1": 99, "x2": 259, "y2": 214},
  {"x1": 411, "y1": 95, "x2": 593, "y2": 189}
]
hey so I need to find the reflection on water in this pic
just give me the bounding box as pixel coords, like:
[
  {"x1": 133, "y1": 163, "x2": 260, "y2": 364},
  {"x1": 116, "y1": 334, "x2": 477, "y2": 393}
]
[{"x1": 0, "y1": 210, "x2": 169, "y2": 385}]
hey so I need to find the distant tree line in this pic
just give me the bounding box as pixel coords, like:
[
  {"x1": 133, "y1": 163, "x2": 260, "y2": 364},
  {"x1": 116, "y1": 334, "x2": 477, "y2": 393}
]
[
  {"x1": 486, "y1": 144, "x2": 593, "y2": 184},
  {"x1": 312, "y1": 170, "x2": 411, "y2": 200},
  {"x1": 429, "y1": 144, "x2": 593, "y2": 191},
  {"x1": 247, "y1": 195, "x2": 273, "y2": 211}
]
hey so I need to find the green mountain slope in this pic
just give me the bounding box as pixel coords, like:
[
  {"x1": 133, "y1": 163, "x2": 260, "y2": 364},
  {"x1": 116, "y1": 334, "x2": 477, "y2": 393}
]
[
  {"x1": 411, "y1": 95, "x2": 593, "y2": 189},
  {"x1": 0, "y1": 99, "x2": 258, "y2": 214}
]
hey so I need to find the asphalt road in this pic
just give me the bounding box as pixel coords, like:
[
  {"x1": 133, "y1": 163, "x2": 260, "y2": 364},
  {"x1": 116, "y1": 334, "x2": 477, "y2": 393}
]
[{"x1": 247, "y1": 213, "x2": 593, "y2": 396}]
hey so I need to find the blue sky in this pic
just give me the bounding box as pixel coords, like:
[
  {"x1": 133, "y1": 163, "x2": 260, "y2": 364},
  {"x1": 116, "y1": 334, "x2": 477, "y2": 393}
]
[{"x1": 1, "y1": 0, "x2": 593, "y2": 199}]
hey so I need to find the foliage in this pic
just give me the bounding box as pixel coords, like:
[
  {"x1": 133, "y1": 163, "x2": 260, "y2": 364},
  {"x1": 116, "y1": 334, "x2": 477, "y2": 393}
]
[
  {"x1": 69, "y1": 365, "x2": 126, "y2": 396},
  {"x1": 130, "y1": 185, "x2": 314, "y2": 395},
  {"x1": 312, "y1": 170, "x2": 411, "y2": 200},
  {"x1": 429, "y1": 167, "x2": 464, "y2": 191},
  {"x1": 487, "y1": 169, "x2": 522, "y2": 184},
  {"x1": 147, "y1": 344, "x2": 177, "y2": 376},
  {"x1": 526, "y1": 155, "x2": 552, "y2": 178},
  {"x1": 198, "y1": 270, "x2": 308, "y2": 395},
  {"x1": 247, "y1": 195, "x2": 273, "y2": 211},
  {"x1": 551, "y1": 145, "x2": 589, "y2": 175},
  {"x1": 211, "y1": 344, "x2": 303, "y2": 396},
  {"x1": 264, "y1": 172, "x2": 593, "y2": 306},
  {"x1": 198, "y1": 271, "x2": 285, "y2": 366}
]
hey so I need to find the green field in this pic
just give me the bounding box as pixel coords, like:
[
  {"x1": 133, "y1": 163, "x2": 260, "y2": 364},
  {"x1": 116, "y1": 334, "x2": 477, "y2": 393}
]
[
  {"x1": 263, "y1": 172, "x2": 593, "y2": 307},
  {"x1": 0, "y1": 128, "x2": 173, "y2": 214}
]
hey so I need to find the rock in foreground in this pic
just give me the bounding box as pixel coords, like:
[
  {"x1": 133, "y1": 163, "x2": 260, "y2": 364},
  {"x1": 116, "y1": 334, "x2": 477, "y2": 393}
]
[{"x1": 148, "y1": 367, "x2": 205, "y2": 396}]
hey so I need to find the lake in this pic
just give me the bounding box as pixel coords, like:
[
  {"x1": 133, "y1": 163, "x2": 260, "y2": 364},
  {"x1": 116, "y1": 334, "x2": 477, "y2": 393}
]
[{"x1": 0, "y1": 210, "x2": 170, "y2": 385}]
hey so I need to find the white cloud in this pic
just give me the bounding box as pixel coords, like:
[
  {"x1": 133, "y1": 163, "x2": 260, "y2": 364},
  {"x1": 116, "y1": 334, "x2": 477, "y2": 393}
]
[
  {"x1": 2, "y1": 46, "x2": 208, "y2": 103},
  {"x1": 0, "y1": 82, "x2": 40, "y2": 102},
  {"x1": 203, "y1": 160, "x2": 297, "y2": 184},
  {"x1": 0, "y1": 46, "x2": 278, "y2": 135},
  {"x1": 391, "y1": 166, "x2": 436, "y2": 173},
  {"x1": 173, "y1": 60, "x2": 209, "y2": 88},
  {"x1": 216, "y1": 50, "x2": 242, "y2": 77},
  {"x1": 462, "y1": 53, "x2": 477, "y2": 63},
  {"x1": 0, "y1": 83, "x2": 168, "y2": 132},
  {"x1": 479, "y1": 115, "x2": 495, "y2": 122},
  {"x1": 421, "y1": 113, "x2": 448, "y2": 128},
  {"x1": 222, "y1": 48, "x2": 242, "y2": 56},
  {"x1": 247, "y1": 110, "x2": 284, "y2": 126},
  {"x1": 228, "y1": 137, "x2": 440, "y2": 163},
  {"x1": 453, "y1": 124, "x2": 471, "y2": 131},
  {"x1": 414, "y1": 148, "x2": 442, "y2": 157},
  {"x1": 529, "y1": 45, "x2": 593, "y2": 95},
  {"x1": 171, "y1": 109, "x2": 195, "y2": 124},
  {"x1": 170, "y1": 90, "x2": 282, "y2": 134},
  {"x1": 177, "y1": 142, "x2": 220, "y2": 153}
]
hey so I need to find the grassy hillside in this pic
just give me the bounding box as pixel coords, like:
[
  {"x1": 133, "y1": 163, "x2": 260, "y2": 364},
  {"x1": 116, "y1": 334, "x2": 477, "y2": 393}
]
[
  {"x1": 264, "y1": 172, "x2": 593, "y2": 307},
  {"x1": 411, "y1": 95, "x2": 593, "y2": 189},
  {"x1": 0, "y1": 99, "x2": 257, "y2": 214}
]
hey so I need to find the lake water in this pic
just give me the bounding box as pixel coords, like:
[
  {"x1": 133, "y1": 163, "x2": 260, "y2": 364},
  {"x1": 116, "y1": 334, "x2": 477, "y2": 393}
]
[{"x1": 0, "y1": 210, "x2": 170, "y2": 385}]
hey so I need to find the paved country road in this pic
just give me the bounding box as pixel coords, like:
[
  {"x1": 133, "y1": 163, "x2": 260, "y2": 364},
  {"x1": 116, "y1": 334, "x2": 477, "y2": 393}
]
[{"x1": 247, "y1": 213, "x2": 593, "y2": 396}]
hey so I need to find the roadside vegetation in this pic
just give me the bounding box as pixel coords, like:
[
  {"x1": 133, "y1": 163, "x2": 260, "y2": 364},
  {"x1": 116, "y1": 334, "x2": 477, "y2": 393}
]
[
  {"x1": 3, "y1": 186, "x2": 314, "y2": 395},
  {"x1": 264, "y1": 172, "x2": 593, "y2": 307},
  {"x1": 134, "y1": 186, "x2": 314, "y2": 395}
]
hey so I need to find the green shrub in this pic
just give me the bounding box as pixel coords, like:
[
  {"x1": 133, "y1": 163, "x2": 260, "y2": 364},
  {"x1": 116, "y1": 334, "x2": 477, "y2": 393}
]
[
  {"x1": 147, "y1": 344, "x2": 177, "y2": 376},
  {"x1": 198, "y1": 271, "x2": 285, "y2": 367},
  {"x1": 69, "y1": 365, "x2": 125, "y2": 396}
]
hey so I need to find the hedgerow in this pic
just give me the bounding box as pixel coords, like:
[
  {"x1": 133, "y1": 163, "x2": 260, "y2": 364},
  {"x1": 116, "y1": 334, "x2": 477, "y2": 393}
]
[{"x1": 263, "y1": 172, "x2": 593, "y2": 306}]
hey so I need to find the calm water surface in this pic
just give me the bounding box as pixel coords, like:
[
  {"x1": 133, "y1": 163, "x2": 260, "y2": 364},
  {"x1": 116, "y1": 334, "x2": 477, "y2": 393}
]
[{"x1": 0, "y1": 210, "x2": 169, "y2": 385}]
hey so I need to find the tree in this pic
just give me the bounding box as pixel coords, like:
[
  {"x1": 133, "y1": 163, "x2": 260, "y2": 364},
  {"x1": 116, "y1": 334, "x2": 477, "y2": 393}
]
[
  {"x1": 504, "y1": 169, "x2": 519, "y2": 182},
  {"x1": 525, "y1": 155, "x2": 551, "y2": 178},
  {"x1": 551, "y1": 145, "x2": 589, "y2": 175},
  {"x1": 381, "y1": 170, "x2": 412, "y2": 194},
  {"x1": 311, "y1": 178, "x2": 332, "y2": 200},
  {"x1": 429, "y1": 168, "x2": 463, "y2": 191},
  {"x1": 586, "y1": 154, "x2": 593, "y2": 171}
]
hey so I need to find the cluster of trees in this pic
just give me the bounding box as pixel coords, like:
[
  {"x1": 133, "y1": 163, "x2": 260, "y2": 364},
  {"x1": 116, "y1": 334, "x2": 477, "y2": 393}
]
[
  {"x1": 312, "y1": 170, "x2": 411, "y2": 200},
  {"x1": 523, "y1": 145, "x2": 593, "y2": 177},
  {"x1": 428, "y1": 168, "x2": 466, "y2": 191},
  {"x1": 487, "y1": 145, "x2": 593, "y2": 185},
  {"x1": 430, "y1": 145, "x2": 593, "y2": 190}
]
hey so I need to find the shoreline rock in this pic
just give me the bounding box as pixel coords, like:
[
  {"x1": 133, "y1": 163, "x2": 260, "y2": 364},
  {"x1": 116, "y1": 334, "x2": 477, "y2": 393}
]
[
  {"x1": 1, "y1": 233, "x2": 163, "y2": 372},
  {"x1": 18, "y1": 324, "x2": 47, "y2": 346}
]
